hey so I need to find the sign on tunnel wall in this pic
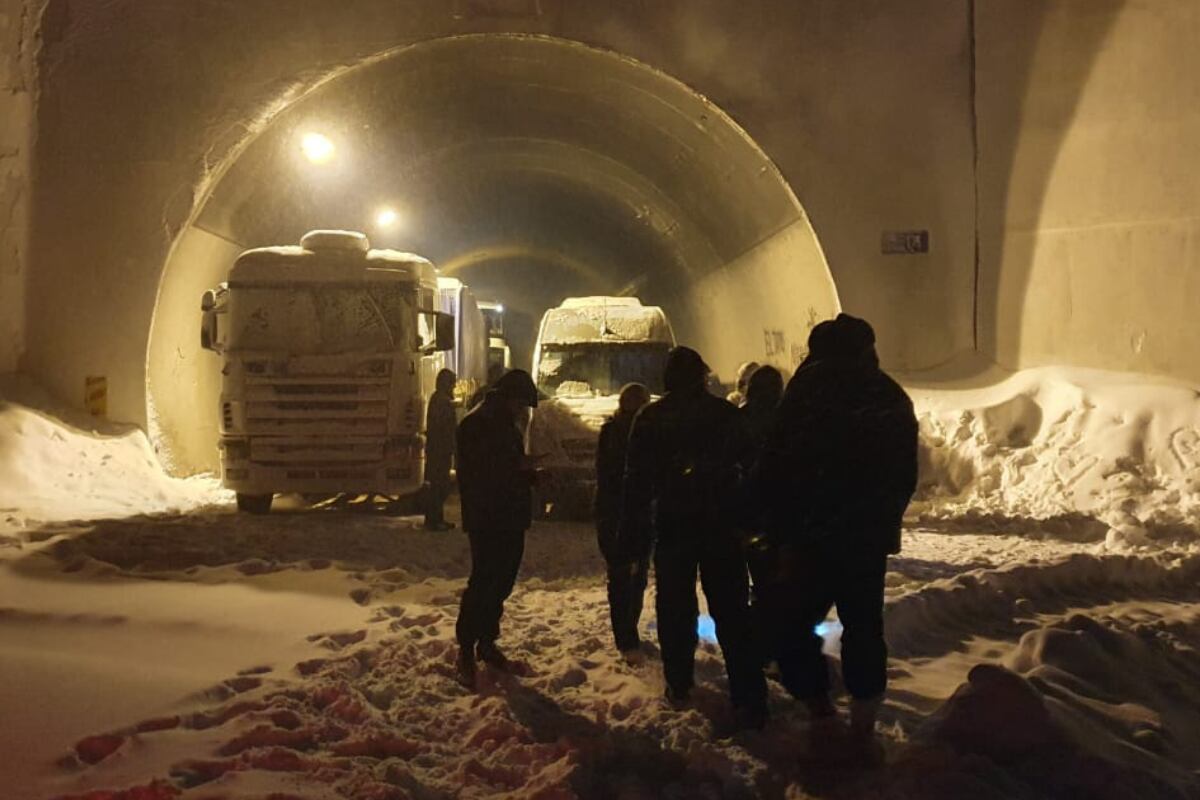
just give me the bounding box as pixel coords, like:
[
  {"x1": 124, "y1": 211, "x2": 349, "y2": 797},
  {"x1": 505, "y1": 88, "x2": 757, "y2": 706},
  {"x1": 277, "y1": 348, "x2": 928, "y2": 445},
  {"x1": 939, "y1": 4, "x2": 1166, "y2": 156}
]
[{"x1": 881, "y1": 230, "x2": 930, "y2": 255}]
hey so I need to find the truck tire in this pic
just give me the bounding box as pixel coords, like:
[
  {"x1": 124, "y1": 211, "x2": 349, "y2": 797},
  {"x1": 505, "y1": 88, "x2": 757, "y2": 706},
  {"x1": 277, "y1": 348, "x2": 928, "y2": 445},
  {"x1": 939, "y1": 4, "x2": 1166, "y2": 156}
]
[{"x1": 236, "y1": 493, "x2": 273, "y2": 514}]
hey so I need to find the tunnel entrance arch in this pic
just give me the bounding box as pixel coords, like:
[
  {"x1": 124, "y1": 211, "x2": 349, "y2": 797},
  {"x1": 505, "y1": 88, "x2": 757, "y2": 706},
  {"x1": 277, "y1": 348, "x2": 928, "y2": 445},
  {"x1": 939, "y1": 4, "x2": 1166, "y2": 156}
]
[{"x1": 148, "y1": 34, "x2": 839, "y2": 476}]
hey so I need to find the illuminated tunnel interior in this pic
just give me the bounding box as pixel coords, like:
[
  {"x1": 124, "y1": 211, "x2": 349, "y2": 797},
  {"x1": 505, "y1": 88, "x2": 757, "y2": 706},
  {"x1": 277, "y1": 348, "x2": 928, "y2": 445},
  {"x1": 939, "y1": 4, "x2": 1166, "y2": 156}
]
[{"x1": 148, "y1": 34, "x2": 839, "y2": 475}]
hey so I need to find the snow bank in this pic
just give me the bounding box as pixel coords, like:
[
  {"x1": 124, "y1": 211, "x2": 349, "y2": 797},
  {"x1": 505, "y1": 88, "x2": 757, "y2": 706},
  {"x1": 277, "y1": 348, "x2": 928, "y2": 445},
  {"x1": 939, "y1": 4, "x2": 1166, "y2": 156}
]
[
  {"x1": 909, "y1": 366, "x2": 1200, "y2": 547},
  {"x1": 0, "y1": 377, "x2": 226, "y2": 532}
]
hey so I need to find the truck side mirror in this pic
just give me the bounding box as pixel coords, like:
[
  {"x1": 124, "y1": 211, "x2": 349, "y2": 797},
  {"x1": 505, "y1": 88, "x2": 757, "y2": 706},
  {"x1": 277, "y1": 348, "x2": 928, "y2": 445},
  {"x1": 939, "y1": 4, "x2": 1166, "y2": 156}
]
[
  {"x1": 435, "y1": 311, "x2": 456, "y2": 352},
  {"x1": 200, "y1": 290, "x2": 218, "y2": 352}
]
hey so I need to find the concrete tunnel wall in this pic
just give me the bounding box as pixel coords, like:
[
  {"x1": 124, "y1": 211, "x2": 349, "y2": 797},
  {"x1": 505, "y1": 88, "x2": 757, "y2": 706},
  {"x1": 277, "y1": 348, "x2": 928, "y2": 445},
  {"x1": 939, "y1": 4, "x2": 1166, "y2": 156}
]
[
  {"x1": 9, "y1": 0, "x2": 1199, "y2": 472},
  {"x1": 148, "y1": 35, "x2": 840, "y2": 474},
  {"x1": 21, "y1": 0, "x2": 978, "y2": 448},
  {"x1": 0, "y1": 0, "x2": 37, "y2": 374},
  {"x1": 975, "y1": 0, "x2": 1200, "y2": 378}
]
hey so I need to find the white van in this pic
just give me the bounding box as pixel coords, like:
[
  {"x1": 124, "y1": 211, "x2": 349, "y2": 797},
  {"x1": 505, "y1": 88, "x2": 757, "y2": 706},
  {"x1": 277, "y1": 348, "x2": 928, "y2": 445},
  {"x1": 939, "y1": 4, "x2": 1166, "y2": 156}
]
[{"x1": 527, "y1": 297, "x2": 675, "y2": 517}]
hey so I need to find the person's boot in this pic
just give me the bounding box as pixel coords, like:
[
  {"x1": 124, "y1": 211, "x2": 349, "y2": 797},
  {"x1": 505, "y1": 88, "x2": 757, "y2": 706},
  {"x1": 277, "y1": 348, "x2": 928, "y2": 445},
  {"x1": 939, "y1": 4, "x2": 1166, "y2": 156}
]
[
  {"x1": 733, "y1": 703, "x2": 769, "y2": 732},
  {"x1": 455, "y1": 645, "x2": 477, "y2": 688},
  {"x1": 801, "y1": 693, "x2": 845, "y2": 762},
  {"x1": 848, "y1": 695, "x2": 885, "y2": 767},
  {"x1": 664, "y1": 684, "x2": 692, "y2": 709},
  {"x1": 476, "y1": 640, "x2": 512, "y2": 672}
]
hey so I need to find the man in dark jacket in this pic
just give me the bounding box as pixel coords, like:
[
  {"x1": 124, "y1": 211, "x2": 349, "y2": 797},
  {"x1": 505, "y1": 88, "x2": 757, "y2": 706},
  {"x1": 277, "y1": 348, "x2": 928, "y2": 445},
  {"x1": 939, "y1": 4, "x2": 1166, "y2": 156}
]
[
  {"x1": 619, "y1": 347, "x2": 768, "y2": 727},
  {"x1": 454, "y1": 369, "x2": 540, "y2": 685},
  {"x1": 737, "y1": 364, "x2": 785, "y2": 600},
  {"x1": 595, "y1": 382, "x2": 652, "y2": 659},
  {"x1": 423, "y1": 368, "x2": 457, "y2": 531},
  {"x1": 756, "y1": 313, "x2": 918, "y2": 759}
]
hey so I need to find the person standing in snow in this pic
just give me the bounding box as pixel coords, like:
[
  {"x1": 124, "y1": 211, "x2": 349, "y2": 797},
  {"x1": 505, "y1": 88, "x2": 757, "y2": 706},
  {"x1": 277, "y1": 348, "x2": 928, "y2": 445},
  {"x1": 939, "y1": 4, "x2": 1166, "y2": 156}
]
[
  {"x1": 453, "y1": 369, "x2": 541, "y2": 685},
  {"x1": 755, "y1": 314, "x2": 918, "y2": 761},
  {"x1": 740, "y1": 365, "x2": 784, "y2": 451},
  {"x1": 595, "y1": 382, "x2": 653, "y2": 659},
  {"x1": 423, "y1": 368, "x2": 458, "y2": 531},
  {"x1": 618, "y1": 347, "x2": 768, "y2": 728},
  {"x1": 737, "y1": 365, "x2": 785, "y2": 602}
]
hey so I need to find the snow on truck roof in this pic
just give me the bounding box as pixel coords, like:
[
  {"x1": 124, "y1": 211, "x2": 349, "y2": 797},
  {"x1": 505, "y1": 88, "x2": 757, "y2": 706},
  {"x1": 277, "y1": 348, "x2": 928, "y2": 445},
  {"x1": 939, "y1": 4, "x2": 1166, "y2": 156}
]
[
  {"x1": 539, "y1": 296, "x2": 674, "y2": 345},
  {"x1": 229, "y1": 230, "x2": 436, "y2": 285}
]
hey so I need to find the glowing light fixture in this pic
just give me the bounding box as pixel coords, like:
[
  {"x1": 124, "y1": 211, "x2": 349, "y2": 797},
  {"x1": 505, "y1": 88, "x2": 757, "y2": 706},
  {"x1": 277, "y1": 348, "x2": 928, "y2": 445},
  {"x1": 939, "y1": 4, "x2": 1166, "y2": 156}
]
[
  {"x1": 375, "y1": 207, "x2": 399, "y2": 229},
  {"x1": 300, "y1": 132, "x2": 335, "y2": 164}
]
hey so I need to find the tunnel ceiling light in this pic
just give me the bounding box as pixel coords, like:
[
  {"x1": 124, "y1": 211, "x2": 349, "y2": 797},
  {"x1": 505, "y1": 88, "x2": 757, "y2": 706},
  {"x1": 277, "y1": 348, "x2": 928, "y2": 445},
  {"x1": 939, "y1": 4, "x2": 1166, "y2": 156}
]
[
  {"x1": 375, "y1": 207, "x2": 400, "y2": 229},
  {"x1": 300, "y1": 132, "x2": 336, "y2": 165}
]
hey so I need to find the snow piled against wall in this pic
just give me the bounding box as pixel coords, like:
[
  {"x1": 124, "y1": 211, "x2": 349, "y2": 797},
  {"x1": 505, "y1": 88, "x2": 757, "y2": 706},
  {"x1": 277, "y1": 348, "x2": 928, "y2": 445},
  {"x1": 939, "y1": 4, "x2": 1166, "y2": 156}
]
[
  {"x1": 0, "y1": 377, "x2": 225, "y2": 529},
  {"x1": 910, "y1": 366, "x2": 1200, "y2": 547}
]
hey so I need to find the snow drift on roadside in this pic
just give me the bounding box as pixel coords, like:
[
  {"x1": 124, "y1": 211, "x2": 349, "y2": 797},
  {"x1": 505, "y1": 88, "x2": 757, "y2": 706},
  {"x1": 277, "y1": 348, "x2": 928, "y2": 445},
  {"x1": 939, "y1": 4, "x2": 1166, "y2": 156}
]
[
  {"x1": 0, "y1": 377, "x2": 226, "y2": 530},
  {"x1": 909, "y1": 366, "x2": 1200, "y2": 547}
]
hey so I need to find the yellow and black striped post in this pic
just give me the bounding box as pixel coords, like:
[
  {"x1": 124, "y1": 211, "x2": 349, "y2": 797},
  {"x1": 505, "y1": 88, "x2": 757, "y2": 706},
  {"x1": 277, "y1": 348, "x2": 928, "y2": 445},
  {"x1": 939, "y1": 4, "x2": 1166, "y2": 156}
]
[{"x1": 84, "y1": 376, "x2": 107, "y2": 417}]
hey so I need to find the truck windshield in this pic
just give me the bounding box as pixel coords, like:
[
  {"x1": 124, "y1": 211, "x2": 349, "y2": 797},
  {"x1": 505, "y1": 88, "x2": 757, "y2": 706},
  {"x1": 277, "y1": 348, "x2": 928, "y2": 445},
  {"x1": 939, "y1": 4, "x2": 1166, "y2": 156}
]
[
  {"x1": 228, "y1": 285, "x2": 416, "y2": 353},
  {"x1": 536, "y1": 343, "x2": 670, "y2": 397}
]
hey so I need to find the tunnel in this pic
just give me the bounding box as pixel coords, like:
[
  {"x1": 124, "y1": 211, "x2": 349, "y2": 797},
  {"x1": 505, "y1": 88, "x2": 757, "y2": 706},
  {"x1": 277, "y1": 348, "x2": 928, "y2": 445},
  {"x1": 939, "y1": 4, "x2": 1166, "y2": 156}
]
[{"x1": 147, "y1": 34, "x2": 839, "y2": 476}]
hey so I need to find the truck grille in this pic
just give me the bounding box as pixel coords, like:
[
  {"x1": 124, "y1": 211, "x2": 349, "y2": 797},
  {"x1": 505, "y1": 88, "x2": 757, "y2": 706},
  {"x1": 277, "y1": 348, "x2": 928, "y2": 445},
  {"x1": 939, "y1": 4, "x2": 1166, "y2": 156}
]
[{"x1": 243, "y1": 377, "x2": 391, "y2": 438}]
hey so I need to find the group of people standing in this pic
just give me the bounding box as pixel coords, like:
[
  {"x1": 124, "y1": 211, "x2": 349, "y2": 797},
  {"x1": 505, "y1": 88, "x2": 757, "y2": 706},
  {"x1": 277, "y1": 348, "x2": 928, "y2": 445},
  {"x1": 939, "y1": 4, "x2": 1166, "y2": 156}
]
[{"x1": 439, "y1": 312, "x2": 919, "y2": 762}]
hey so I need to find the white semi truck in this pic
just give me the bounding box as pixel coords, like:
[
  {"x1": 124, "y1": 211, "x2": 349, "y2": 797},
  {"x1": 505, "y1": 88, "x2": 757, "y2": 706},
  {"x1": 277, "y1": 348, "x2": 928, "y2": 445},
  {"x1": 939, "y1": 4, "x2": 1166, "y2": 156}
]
[
  {"x1": 477, "y1": 300, "x2": 513, "y2": 377},
  {"x1": 436, "y1": 277, "x2": 489, "y2": 405},
  {"x1": 526, "y1": 297, "x2": 676, "y2": 517},
  {"x1": 199, "y1": 230, "x2": 455, "y2": 513}
]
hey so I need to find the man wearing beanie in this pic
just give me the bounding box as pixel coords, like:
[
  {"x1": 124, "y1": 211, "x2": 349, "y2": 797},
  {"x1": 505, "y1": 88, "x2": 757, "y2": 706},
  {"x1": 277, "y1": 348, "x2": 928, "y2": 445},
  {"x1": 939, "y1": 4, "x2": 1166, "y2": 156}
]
[
  {"x1": 619, "y1": 346, "x2": 768, "y2": 729},
  {"x1": 756, "y1": 314, "x2": 918, "y2": 762},
  {"x1": 454, "y1": 369, "x2": 541, "y2": 686}
]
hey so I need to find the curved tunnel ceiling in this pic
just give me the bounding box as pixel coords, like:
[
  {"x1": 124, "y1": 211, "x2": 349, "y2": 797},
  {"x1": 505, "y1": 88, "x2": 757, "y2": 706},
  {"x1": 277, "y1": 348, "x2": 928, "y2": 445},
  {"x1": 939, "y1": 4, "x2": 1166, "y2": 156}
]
[
  {"x1": 149, "y1": 34, "x2": 838, "y2": 474},
  {"x1": 192, "y1": 34, "x2": 800, "y2": 285}
]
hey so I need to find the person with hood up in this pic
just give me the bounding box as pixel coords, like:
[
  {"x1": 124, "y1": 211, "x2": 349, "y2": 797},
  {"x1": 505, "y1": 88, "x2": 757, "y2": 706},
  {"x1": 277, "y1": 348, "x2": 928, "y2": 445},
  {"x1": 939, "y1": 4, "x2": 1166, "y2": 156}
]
[
  {"x1": 740, "y1": 365, "x2": 784, "y2": 451},
  {"x1": 423, "y1": 368, "x2": 458, "y2": 531},
  {"x1": 453, "y1": 369, "x2": 541, "y2": 686},
  {"x1": 726, "y1": 361, "x2": 760, "y2": 407},
  {"x1": 737, "y1": 364, "x2": 785, "y2": 599},
  {"x1": 618, "y1": 347, "x2": 768, "y2": 729},
  {"x1": 755, "y1": 313, "x2": 918, "y2": 762},
  {"x1": 595, "y1": 382, "x2": 653, "y2": 660}
]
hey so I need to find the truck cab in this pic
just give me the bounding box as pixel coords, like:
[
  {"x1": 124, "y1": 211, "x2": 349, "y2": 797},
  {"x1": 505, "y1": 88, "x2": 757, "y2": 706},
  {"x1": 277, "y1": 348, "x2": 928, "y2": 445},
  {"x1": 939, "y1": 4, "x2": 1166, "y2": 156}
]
[
  {"x1": 477, "y1": 301, "x2": 513, "y2": 377},
  {"x1": 200, "y1": 230, "x2": 454, "y2": 513},
  {"x1": 526, "y1": 297, "x2": 675, "y2": 517}
]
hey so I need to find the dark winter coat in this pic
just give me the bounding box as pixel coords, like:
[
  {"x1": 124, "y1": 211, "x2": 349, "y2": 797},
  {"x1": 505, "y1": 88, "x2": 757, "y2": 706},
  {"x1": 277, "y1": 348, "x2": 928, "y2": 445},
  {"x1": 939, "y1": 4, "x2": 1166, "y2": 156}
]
[
  {"x1": 618, "y1": 387, "x2": 754, "y2": 559},
  {"x1": 594, "y1": 410, "x2": 637, "y2": 532},
  {"x1": 756, "y1": 358, "x2": 918, "y2": 555},
  {"x1": 740, "y1": 401, "x2": 777, "y2": 460},
  {"x1": 424, "y1": 389, "x2": 457, "y2": 481},
  {"x1": 456, "y1": 391, "x2": 533, "y2": 533}
]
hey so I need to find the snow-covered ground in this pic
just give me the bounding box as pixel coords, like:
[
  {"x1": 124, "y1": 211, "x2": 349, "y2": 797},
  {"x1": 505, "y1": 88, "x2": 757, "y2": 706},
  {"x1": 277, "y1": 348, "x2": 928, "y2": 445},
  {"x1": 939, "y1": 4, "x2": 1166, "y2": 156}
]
[{"x1": 1, "y1": 367, "x2": 1199, "y2": 799}]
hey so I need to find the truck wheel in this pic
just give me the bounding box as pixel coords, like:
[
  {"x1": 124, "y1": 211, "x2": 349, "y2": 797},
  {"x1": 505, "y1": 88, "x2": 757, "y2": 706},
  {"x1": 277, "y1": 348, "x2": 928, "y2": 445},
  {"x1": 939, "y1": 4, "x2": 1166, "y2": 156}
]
[{"x1": 236, "y1": 493, "x2": 273, "y2": 514}]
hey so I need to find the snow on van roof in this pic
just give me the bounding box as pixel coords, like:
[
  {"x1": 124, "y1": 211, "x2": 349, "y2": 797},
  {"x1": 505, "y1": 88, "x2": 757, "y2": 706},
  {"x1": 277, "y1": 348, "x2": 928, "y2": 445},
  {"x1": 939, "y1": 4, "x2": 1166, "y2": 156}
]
[
  {"x1": 540, "y1": 296, "x2": 673, "y2": 345},
  {"x1": 559, "y1": 296, "x2": 642, "y2": 309}
]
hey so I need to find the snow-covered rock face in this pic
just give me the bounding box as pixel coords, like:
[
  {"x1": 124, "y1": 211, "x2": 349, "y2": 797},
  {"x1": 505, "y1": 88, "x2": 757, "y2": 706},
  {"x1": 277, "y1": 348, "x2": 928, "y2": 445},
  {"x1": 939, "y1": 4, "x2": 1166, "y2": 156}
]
[{"x1": 910, "y1": 366, "x2": 1200, "y2": 547}]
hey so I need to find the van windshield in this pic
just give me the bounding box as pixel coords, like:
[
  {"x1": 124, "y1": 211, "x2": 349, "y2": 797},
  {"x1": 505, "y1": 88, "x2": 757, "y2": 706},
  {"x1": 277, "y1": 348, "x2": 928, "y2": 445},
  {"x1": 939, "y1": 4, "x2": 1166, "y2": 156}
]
[
  {"x1": 536, "y1": 343, "x2": 670, "y2": 397},
  {"x1": 228, "y1": 285, "x2": 416, "y2": 353}
]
